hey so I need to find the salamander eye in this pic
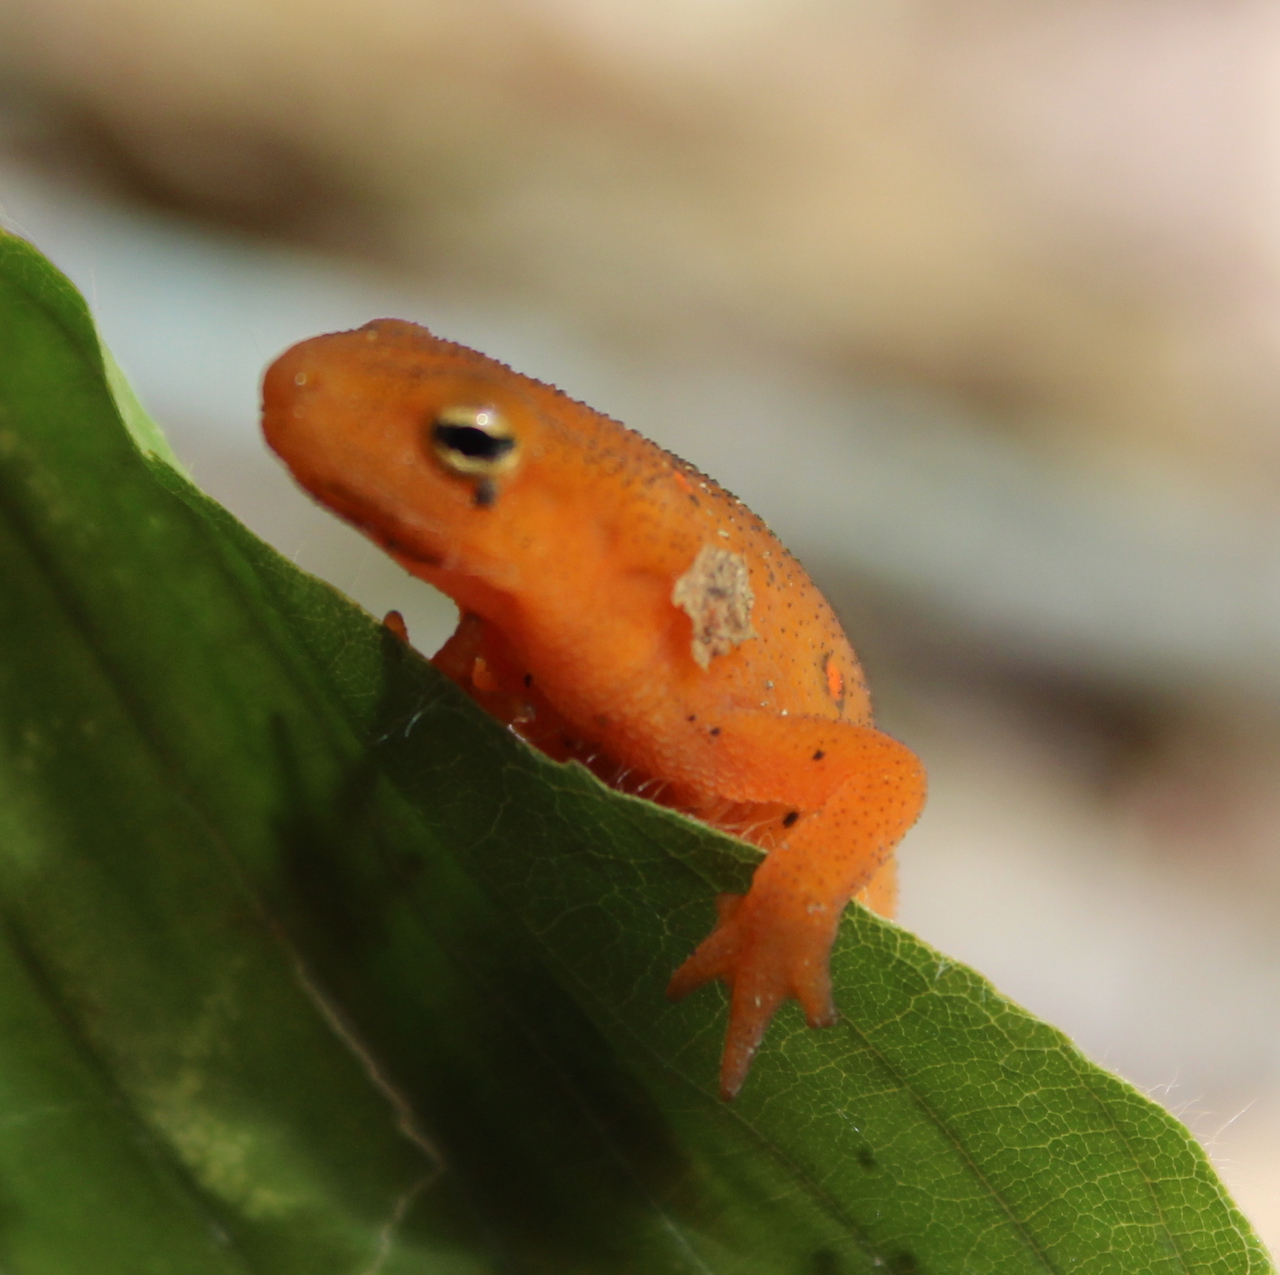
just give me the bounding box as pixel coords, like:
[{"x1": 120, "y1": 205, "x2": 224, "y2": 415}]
[{"x1": 429, "y1": 405, "x2": 519, "y2": 477}]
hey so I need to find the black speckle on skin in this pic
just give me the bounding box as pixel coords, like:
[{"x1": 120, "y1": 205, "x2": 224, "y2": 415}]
[
  {"x1": 709, "y1": 727, "x2": 721, "y2": 737},
  {"x1": 472, "y1": 478, "x2": 497, "y2": 508},
  {"x1": 813, "y1": 749, "x2": 825, "y2": 761},
  {"x1": 523, "y1": 673, "x2": 533, "y2": 687},
  {"x1": 782, "y1": 810, "x2": 799, "y2": 828}
]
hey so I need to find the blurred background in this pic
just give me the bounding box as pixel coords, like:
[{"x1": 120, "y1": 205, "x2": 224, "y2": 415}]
[{"x1": 1, "y1": 0, "x2": 1278, "y2": 1250}]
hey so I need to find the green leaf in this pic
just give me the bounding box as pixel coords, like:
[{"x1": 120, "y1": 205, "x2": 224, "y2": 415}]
[{"x1": 0, "y1": 226, "x2": 1269, "y2": 1274}]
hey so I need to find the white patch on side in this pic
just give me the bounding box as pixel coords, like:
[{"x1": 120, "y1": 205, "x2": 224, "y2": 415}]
[{"x1": 671, "y1": 544, "x2": 758, "y2": 669}]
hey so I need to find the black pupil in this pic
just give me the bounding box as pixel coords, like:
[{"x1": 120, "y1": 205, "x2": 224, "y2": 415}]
[{"x1": 434, "y1": 422, "x2": 515, "y2": 462}]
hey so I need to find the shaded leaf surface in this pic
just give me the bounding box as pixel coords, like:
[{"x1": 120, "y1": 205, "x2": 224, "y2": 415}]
[{"x1": 0, "y1": 229, "x2": 1269, "y2": 1273}]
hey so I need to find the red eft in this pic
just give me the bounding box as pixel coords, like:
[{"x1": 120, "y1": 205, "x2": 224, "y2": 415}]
[{"x1": 262, "y1": 320, "x2": 926, "y2": 1099}]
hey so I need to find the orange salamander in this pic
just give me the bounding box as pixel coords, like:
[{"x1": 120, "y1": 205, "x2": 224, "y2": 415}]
[{"x1": 262, "y1": 320, "x2": 926, "y2": 1099}]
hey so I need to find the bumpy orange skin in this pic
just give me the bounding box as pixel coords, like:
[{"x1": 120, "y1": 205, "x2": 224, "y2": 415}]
[{"x1": 263, "y1": 320, "x2": 926, "y2": 1098}]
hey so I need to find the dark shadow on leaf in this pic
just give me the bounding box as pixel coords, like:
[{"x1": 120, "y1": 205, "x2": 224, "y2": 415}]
[{"x1": 264, "y1": 662, "x2": 701, "y2": 1270}]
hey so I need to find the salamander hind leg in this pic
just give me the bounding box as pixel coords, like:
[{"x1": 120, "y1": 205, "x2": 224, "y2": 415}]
[
  {"x1": 666, "y1": 724, "x2": 924, "y2": 1099},
  {"x1": 667, "y1": 869, "x2": 843, "y2": 1101}
]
